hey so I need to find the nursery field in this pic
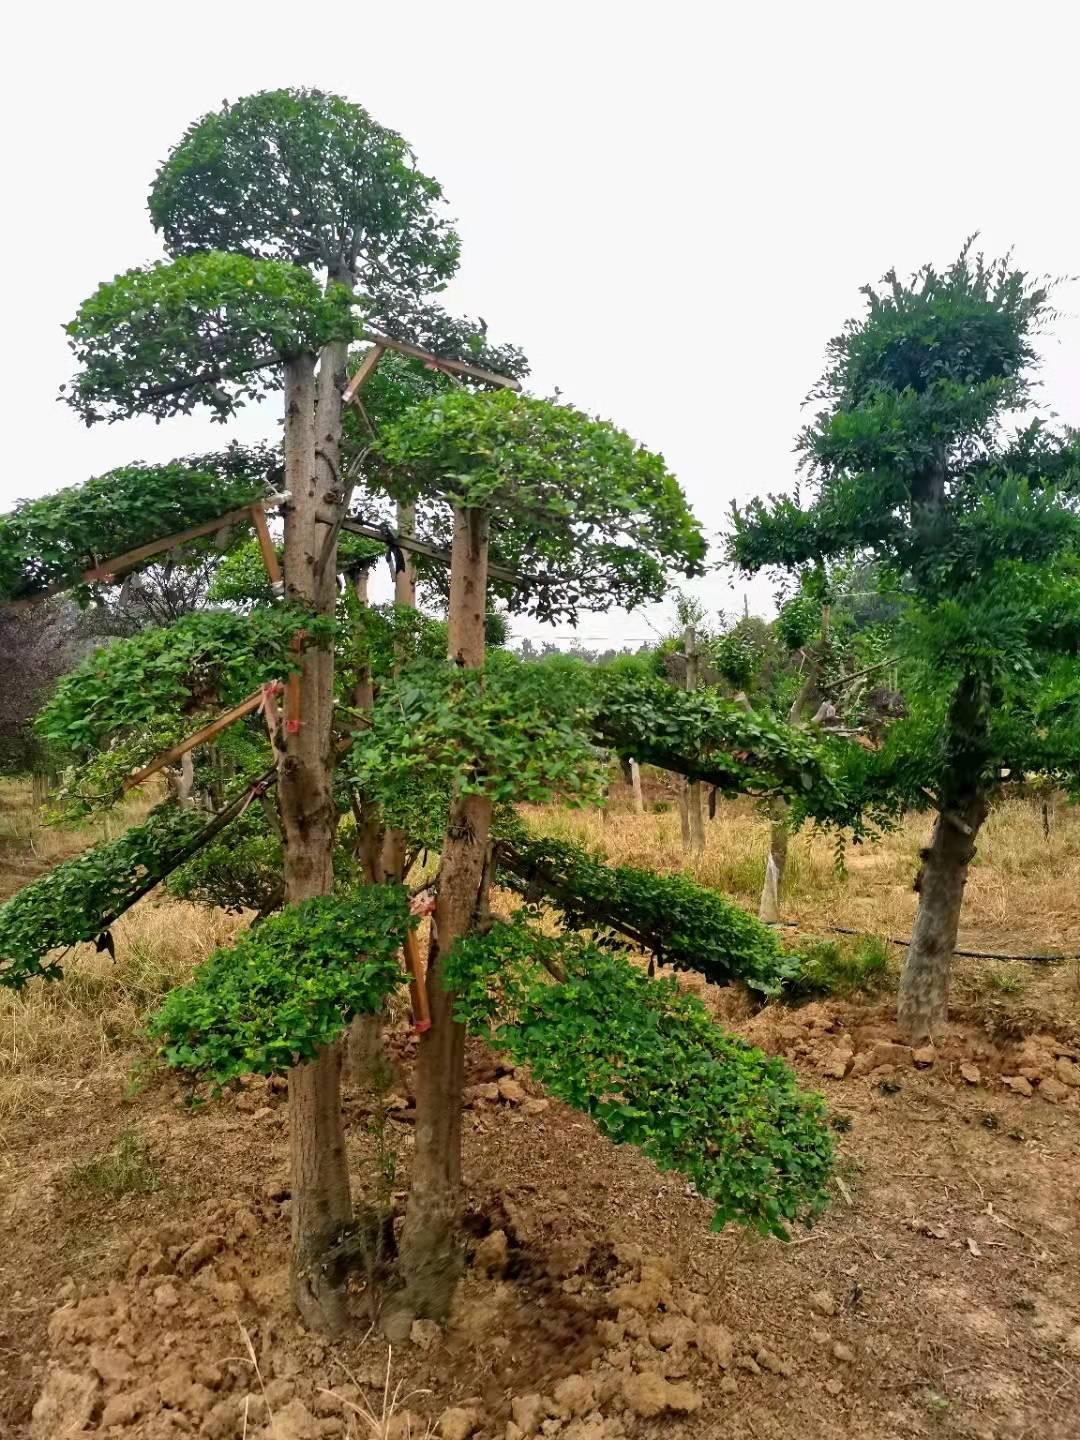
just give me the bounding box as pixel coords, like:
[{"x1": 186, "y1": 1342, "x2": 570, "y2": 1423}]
[{"x1": 2, "y1": 780, "x2": 1079, "y2": 1440}]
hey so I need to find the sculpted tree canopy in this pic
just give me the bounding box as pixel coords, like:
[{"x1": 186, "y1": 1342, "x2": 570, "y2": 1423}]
[
  {"x1": 374, "y1": 388, "x2": 707, "y2": 622},
  {"x1": 0, "y1": 445, "x2": 280, "y2": 602},
  {"x1": 64, "y1": 252, "x2": 358, "y2": 424},
  {"x1": 149, "y1": 88, "x2": 460, "y2": 293},
  {"x1": 730, "y1": 241, "x2": 1080, "y2": 1039},
  {"x1": 13, "y1": 89, "x2": 844, "y2": 1348}
]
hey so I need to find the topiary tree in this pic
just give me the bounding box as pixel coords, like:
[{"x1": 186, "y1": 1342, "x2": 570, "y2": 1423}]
[
  {"x1": 4, "y1": 91, "x2": 849, "y2": 1347},
  {"x1": 54, "y1": 88, "x2": 487, "y2": 1333},
  {"x1": 149, "y1": 88, "x2": 460, "y2": 299},
  {"x1": 363, "y1": 386, "x2": 708, "y2": 1319},
  {"x1": 730, "y1": 242, "x2": 1080, "y2": 1039}
]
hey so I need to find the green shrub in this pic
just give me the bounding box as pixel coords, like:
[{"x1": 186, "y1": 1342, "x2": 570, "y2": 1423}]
[
  {"x1": 150, "y1": 888, "x2": 413, "y2": 1086},
  {"x1": 787, "y1": 934, "x2": 891, "y2": 999},
  {"x1": 446, "y1": 917, "x2": 832, "y2": 1237}
]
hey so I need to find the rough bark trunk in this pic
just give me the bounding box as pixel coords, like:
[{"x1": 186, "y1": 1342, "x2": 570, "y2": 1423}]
[
  {"x1": 395, "y1": 507, "x2": 491, "y2": 1325},
  {"x1": 166, "y1": 751, "x2": 195, "y2": 810},
  {"x1": 758, "y1": 798, "x2": 789, "y2": 924},
  {"x1": 347, "y1": 1011, "x2": 390, "y2": 1089},
  {"x1": 677, "y1": 776, "x2": 692, "y2": 848},
  {"x1": 630, "y1": 760, "x2": 644, "y2": 815},
  {"x1": 755, "y1": 632, "x2": 825, "y2": 922},
  {"x1": 348, "y1": 566, "x2": 391, "y2": 1087},
  {"x1": 898, "y1": 794, "x2": 988, "y2": 1042},
  {"x1": 898, "y1": 662, "x2": 992, "y2": 1041},
  {"x1": 683, "y1": 627, "x2": 705, "y2": 853},
  {"x1": 687, "y1": 781, "x2": 705, "y2": 853},
  {"x1": 381, "y1": 502, "x2": 419, "y2": 884},
  {"x1": 277, "y1": 351, "x2": 352, "y2": 1334}
]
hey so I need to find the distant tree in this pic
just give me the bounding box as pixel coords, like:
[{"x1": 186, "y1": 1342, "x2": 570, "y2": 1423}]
[
  {"x1": 731, "y1": 243, "x2": 1080, "y2": 1038},
  {"x1": 0, "y1": 601, "x2": 103, "y2": 772}
]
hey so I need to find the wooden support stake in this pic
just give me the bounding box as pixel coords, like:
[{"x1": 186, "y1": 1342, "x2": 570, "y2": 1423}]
[
  {"x1": 682, "y1": 626, "x2": 706, "y2": 854},
  {"x1": 250, "y1": 505, "x2": 282, "y2": 585},
  {"x1": 122, "y1": 690, "x2": 266, "y2": 791},
  {"x1": 341, "y1": 343, "x2": 387, "y2": 405},
  {"x1": 260, "y1": 681, "x2": 284, "y2": 750},
  {"x1": 5, "y1": 495, "x2": 290, "y2": 611},
  {"x1": 630, "y1": 759, "x2": 644, "y2": 814},
  {"x1": 403, "y1": 930, "x2": 432, "y2": 1032},
  {"x1": 361, "y1": 331, "x2": 520, "y2": 391}
]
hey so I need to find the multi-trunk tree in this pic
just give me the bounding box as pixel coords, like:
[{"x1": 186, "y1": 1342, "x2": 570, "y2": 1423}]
[
  {"x1": 1, "y1": 88, "x2": 843, "y2": 1339},
  {"x1": 360, "y1": 384, "x2": 709, "y2": 1320},
  {"x1": 59, "y1": 86, "x2": 488, "y2": 1331},
  {"x1": 731, "y1": 243, "x2": 1080, "y2": 1039}
]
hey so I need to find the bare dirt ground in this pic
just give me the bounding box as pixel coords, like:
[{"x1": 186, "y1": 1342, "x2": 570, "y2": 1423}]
[{"x1": 3, "y1": 785, "x2": 1080, "y2": 1439}]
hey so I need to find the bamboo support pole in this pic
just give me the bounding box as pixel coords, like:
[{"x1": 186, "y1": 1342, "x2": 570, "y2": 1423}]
[
  {"x1": 251, "y1": 504, "x2": 282, "y2": 585},
  {"x1": 354, "y1": 331, "x2": 520, "y2": 393},
  {"x1": 403, "y1": 930, "x2": 432, "y2": 1032},
  {"x1": 4, "y1": 494, "x2": 291, "y2": 611},
  {"x1": 338, "y1": 518, "x2": 522, "y2": 587},
  {"x1": 122, "y1": 690, "x2": 266, "y2": 791}
]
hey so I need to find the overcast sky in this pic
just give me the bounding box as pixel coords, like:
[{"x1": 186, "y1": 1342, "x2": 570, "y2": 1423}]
[{"x1": 2, "y1": 2, "x2": 1077, "y2": 647}]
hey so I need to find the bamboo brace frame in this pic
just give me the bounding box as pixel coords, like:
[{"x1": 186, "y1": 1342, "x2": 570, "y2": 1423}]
[
  {"x1": 342, "y1": 332, "x2": 520, "y2": 405},
  {"x1": 5, "y1": 494, "x2": 291, "y2": 611},
  {"x1": 338, "y1": 518, "x2": 524, "y2": 589},
  {"x1": 122, "y1": 690, "x2": 267, "y2": 791}
]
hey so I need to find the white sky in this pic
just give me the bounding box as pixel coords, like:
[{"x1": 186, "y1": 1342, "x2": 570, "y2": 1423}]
[{"x1": 2, "y1": 1, "x2": 1077, "y2": 648}]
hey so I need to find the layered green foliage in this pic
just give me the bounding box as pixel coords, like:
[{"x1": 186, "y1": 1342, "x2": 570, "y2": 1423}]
[
  {"x1": 498, "y1": 834, "x2": 799, "y2": 996},
  {"x1": 447, "y1": 917, "x2": 832, "y2": 1237},
  {"x1": 374, "y1": 389, "x2": 706, "y2": 622},
  {"x1": 36, "y1": 607, "x2": 329, "y2": 810},
  {"x1": 166, "y1": 805, "x2": 283, "y2": 916},
  {"x1": 150, "y1": 888, "x2": 413, "y2": 1085},
  {"x1": 38, "y1": 607, "x2": 328, "y2": 755},
  {"x1": 0, "y1": 806, "x2": 209, "y2": 987},
  {"x1": 348, "y1": 654, "x2": 606, "y2": 809},
  {"x1": 64, "y1": 252, "x2": 358, "y2": 424},
  {"x1": 730, "y1": 247, "x2": 1057, "y2": 574},
  {"x1": 732, "y1": 244, "x2": 1080, "y2": 825},
  {"x1": 149, "y1": 88, "x2": 459, "y2": 297},
  {"x1": 0, "y1": 446, "x2": 279, "y2": 603},
  {"x1": 594, "y1": 671, "x2": 852, "y2": 824}
]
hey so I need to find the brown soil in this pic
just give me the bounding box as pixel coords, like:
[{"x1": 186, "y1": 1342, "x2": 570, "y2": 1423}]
[{"x1": 4, "y1": 984, "x2": 1080, "y2": 1440}]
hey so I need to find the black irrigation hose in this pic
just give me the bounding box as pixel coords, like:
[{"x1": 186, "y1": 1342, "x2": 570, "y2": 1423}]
[{"x1": 769, "y1": 920, "x2": 1074, "y2": 967}]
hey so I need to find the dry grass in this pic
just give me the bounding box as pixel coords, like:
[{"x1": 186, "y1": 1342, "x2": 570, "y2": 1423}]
[
  {"x1": 523, "y1": 789, "x2": 1080, "y2": 1028},
  {"x1": 3, "y1": 779, "x2": 1080, "y2": 1149},
  {"x1": 0, "y1": 895, "x2": 246, "y2": 1149},
  {"x1": 527, "y1": 790, "x2": 1080, "y2": 953},
  {"x1": 0, "y1": 778, "x2": 155, "y2": 894}
]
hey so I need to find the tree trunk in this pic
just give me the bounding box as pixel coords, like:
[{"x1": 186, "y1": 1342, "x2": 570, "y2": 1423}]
[
  {"x1": 630, "y1": 759, "x2": 644, "y2": 815},
  {"x1": 677, "y1": 776, "x2": 692, "y2": 848},
  {"x1": 347, "y1": 565, "x2": 391, "y2": 1086},
  {"x1": 755, "y1": 630, "x2": 825, "y2": 922},
  {"x1": 394, "y1": 502, "x2": 419, "y2": 609},
  {"x1": 395, "y1": 507, "x2": 491, "y2": 1324},
  {"x1": 687, "y1": 781, "x2": 705, "y2": 853},
  {"x1": 758, "y1": 798, "x2": 789, "y2": 924},
  {"x1": 683, "y1": 627, "x2": 705, "y2": 853},
  {"x1": 897, "y1": 793, "x2": 987, "y2": 1042},
  {"x1": 381, "y1": 502, "x2": 419, "y2": 884},
  {"x1": 277, "y1": 351, "x2": 351, "y2": 1334}
]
